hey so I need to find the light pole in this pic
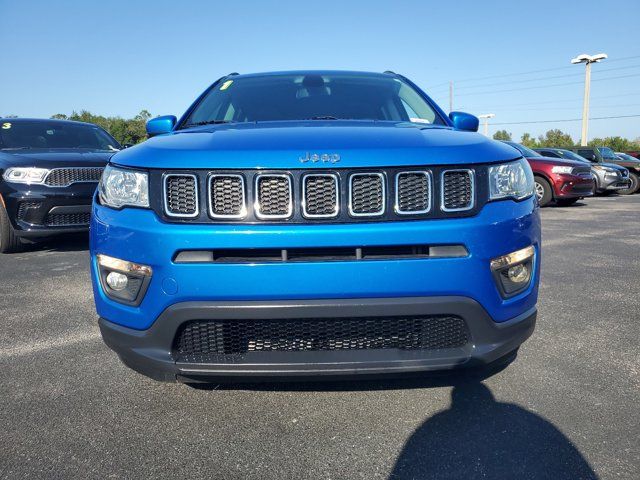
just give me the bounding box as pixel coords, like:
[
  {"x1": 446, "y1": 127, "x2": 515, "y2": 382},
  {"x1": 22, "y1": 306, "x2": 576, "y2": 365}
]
[
  {"x1": 571, "y1": 53, "x2": 607, "y2": 146},
  {"x1": 478, "y1": 113, "x2": 495, "y2": 137}
]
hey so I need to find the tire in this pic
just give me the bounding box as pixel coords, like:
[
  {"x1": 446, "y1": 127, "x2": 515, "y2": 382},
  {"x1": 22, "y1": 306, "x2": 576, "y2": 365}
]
[
  {"x1": 618, "y1": 172, "x2": 639, "y2": 195},
  {"x1": 556, "y1": 198, "x2": 579, "y2": 207},
  {"x1": 534, "y1": 176, "x2": 553, "y2": 207},
  {"x1": 0, "y1": 203, "x2": 22, "y2": 253}
]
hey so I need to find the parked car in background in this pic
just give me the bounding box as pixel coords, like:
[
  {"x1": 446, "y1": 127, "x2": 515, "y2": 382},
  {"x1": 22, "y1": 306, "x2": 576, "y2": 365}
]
[
  {"x1": 501, "y1": 141, "x2": 593, "y2": 207},
  {"x1": 535, "y1": 147, "x2": 631, "y2": 195},
  {"x1": 570, "y1": 146, "x2": 640, "y2": 194},
  {"x1": 0, "y1": 118, "x2": 121, "y2": 252},
  {"x1": 616, "y1": 152, "x2": 640, "y2": 162}
]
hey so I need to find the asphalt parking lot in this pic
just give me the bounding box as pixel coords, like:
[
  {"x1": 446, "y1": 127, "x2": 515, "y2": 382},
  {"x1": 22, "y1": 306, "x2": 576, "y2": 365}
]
[{"x1": 0, "y1": 195, "x2": 638, "y2": 480}]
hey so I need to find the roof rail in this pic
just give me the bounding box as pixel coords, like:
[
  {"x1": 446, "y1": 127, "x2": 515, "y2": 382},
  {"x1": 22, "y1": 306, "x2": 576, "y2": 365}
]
[
  {"x1": 383, "y1": 70, "x2": 396, "y2": 75},
  {"x1": 227, "y1": 72, "x2": 240, "y2": 76}
]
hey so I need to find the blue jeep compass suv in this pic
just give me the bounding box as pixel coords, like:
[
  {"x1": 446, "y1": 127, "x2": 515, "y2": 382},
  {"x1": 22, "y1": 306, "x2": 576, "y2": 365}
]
[{"x1": 91, "y1": 71, "x2": 540, "y2": 382}]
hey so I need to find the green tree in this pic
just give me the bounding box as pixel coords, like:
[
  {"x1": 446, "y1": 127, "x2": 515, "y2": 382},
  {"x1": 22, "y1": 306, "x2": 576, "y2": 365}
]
[
  {"x1": 520, "y1": 133, "x2": 537, "y2": 148},
  {"x1": 50, "y1": 110, "x2": 152, "y2": 145},
  {"x1": 536, "y1": 129, "x2": 574, "y2": 148},
  {"x1": 493, "y1": 130, "x2": 512, "y2": 141},
  {"x1": 588, "y1": 136, "x2": 640, "y2": 151}
]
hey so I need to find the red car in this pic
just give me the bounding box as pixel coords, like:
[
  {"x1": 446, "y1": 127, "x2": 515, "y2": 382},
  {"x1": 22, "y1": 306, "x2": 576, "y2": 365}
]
[{"x1": 502, "y1": 142, "x2": 594, "y2": 207}]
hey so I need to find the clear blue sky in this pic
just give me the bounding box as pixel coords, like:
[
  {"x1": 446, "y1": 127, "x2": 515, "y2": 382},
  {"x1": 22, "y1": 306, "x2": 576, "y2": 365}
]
[{"x1": 1, "y1": 0, "x2": 639, "y2": 142}]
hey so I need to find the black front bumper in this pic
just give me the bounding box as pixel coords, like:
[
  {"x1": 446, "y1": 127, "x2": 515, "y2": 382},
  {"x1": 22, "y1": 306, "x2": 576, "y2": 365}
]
[
  {"x1": 1, "y1": 182, "x2": 97, "y2": 237},
  {"x1": 99, "y1": 297, "x2": 536, "y2": 383}
]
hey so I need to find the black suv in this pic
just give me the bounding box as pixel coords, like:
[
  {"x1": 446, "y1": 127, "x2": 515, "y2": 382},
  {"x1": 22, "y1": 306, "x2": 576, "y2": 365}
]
[
  {"x1": 0, "y1": 118, "x2": 121, "y2": 252},
  {"x1": 570, "y1": 146, "x2": 640, "y2": 194}
]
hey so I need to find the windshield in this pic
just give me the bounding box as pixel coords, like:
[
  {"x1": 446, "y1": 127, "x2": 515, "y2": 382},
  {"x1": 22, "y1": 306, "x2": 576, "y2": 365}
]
[
  {"x1": 598, "y1": 147, "x2": 619, "y2": 160},
  {"x1": 181, "y1": 73, "x2": 443, "y2": 127},
  {"x1": 556, "y1": 149, "x2": 588, "y2": 162},
  {"x1": 504, "y1": 141, "x2": 540, "y2": 158},
  {"x1": 0, "y1": 121, "x2": 121, "y2": 151}
]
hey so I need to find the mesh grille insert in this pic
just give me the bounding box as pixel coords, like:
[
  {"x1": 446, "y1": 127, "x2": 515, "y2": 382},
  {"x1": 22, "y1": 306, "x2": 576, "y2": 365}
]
[
  {"x1": 442, "y1": 170, "x2": 473, "y2": 211},
  {"x1": 255, "y1": 175, "x2": 292, "y2": 218},
  {"x1": 303, "y1": 175, "x2": 338, "y2": 217},
  {"x1": 44, "y1": 212, "x2": 91, "y2": 226},
  {"x1": 209, "y1": 175, "x2": 245, "y2": 217},
  {"x1": 350, "y1": 173, "x2": 384, "y2": 215},
  {"x1": 397, "y1": 172, "x2": 431, "y2": 213},
  {"x1": 175, "y1": 315, "x2": 469, "y2": 362},
  {"x1": 45, "y1": 167, "x2": 104, "y2": 187},
  {"x1": 165, "y1": 175, "x2": 198, "y2": 217}
]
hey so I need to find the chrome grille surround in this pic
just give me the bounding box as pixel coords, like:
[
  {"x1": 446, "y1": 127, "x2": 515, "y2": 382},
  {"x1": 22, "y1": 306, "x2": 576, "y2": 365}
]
[
  {"x1": 441, "y1": 169, "x2": 474, "y2": 212},
  {"x1": 163, "y1": 173, "x2": 199, "y2": 218},
  {"x1": 395, "y1": 171, "x2": 432, "y2": 215},
  {"x1": 301, "y1": 173, "x2": 339, "y2": 218},
  {"x1": 208, "y1": 174, "x2": 246, "y2": 219},
  {"x1": 348, "y1": 172, "x2": 386, "y2": 217},
  {"x1": 254, "y1": 174, "x2": 293, "y2": 219}
]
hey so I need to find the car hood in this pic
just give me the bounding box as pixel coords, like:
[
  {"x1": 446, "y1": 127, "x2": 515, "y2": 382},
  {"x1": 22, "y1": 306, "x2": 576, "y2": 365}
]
[
  {"x1": 599, "y1": 162, "x2": 627, "y2": 172},
  {"x1": 0, "y1": 149, "x2": 115, "y2": 169},
  {"x1": 526, "y1": 155, "x2": 589, "y2": 168},
  {"x1": 111, "y1": 121, "x2": 521, "y2": 169}
]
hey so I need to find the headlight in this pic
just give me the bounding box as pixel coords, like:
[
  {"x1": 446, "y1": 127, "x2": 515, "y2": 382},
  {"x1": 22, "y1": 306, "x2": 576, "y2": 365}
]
[
  {"x1": 488, "y1": 158, "x2": 534, "y2": 201},
  {"x1": 2, "y1": 167, "x2": 50, "y2": 185},
  {"x1": 551, "y1": 166, "x2": 573, "y2": 174},
  {"x1": 98, "y1": 165, "x2": 149, "y2": 209}
]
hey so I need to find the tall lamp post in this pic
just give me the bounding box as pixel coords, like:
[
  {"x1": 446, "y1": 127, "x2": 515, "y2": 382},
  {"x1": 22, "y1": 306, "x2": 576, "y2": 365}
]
[
  {"x1": 571, "y1": 53, "x2": 607, "y2": 146},
  {"x1": 478, "y1": 113, "x2": 495, "y2": 137}
]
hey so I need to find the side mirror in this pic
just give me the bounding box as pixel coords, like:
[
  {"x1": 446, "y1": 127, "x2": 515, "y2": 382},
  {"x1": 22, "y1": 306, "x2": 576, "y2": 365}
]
[
  {"x1": 146, "y1": 115, "x2": 177, "y2": 137},
  {"x1": 449, "y1": 111, "x2": 479, "y2": 132}
]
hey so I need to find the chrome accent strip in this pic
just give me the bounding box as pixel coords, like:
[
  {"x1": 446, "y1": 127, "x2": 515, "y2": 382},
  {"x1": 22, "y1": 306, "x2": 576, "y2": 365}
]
[
  {"x1": 440, "y1": 169, "x2": 475, "y2": 212},
  {"x1": 254, "y1": 173, "x2": 293, "y2": 219},
  {"x1": 348, "y1": 172, "x2": 386, "y2": 217},
  {"x1": 301, "y1": 173, "x2": 339, "y2": 219},
  {"x1": 163, "y1": 173, "x2": 199, "y2": 218},
  {"x1": 207, "y1": 174, "x2": 247, "y2": 219},
  {"x1": 394, "y1": 170, "x2": 432, "y2": 215}
]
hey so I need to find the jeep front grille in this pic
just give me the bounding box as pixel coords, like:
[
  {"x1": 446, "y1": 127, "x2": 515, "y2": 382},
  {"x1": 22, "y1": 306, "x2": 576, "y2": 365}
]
[
  {"x1": 396, "y1": 171, "x2": 431, "y2": 214},
  {"x1": 164, "y1": 174, "x2": 198, "y2": 217},
  {"x1": 255, "y1": 174, "x2": 292, "y2": 219},
  {"x1": 302, "y1": 174, "x2": 339, "y2": 218},
  {"x1": 159, "y1": 166, "x2": 483, "y2": 223},
  {"x1": 44, "y1": 167, "x2": 104, "y2": 187},
  {"x1": 174, "y1": 315, "x2": 470, "y2": 361},
  {"x1": 349, "y1": 173, "x2": 385, "y2": 216},
  {"x1": 441, "y1": 169, "x2": 474, "y2": 211},
  {"x1": 209, "y1": 175, "x2": 246, "y2": 218}
]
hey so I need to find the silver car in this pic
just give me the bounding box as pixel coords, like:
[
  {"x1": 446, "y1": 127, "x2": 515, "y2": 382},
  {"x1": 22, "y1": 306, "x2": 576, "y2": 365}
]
[{"x1": 535, "y1": 148, "x2": 631, "y2": 194}]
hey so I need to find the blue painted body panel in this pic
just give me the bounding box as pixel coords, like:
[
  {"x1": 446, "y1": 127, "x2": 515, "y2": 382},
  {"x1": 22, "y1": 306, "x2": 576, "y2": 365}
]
[{"x1": 91, "y1": 197, "x2": 540, "y2": 330}]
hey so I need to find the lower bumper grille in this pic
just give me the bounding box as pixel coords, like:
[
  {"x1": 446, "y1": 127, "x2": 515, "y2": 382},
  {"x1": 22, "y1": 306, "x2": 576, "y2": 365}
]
[
  {"x1": 44, "y1": 212, "x2": 91, "y2": 227},
  {"x1": 175, "y1": 316, "x2": 469, "y2": 362}
]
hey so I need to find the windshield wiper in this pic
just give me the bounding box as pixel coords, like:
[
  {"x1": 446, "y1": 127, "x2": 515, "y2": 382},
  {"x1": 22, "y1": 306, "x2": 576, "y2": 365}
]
[
  {"x1": 306, "y1": 116, "x2": 339, "y2": 120},
  {"x1": 181, "y1": 120, "x2": 235, "y2": 129},
  {"x1": 0, "y1": 147, "x2": 32, "y2": 151}
]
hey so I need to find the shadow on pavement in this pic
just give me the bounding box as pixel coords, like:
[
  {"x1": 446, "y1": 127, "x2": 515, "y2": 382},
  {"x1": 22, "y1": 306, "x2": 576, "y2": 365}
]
[
  {"x1": 19, "y1": 232, "x2": 89, "y2": 253},
  {"x1": 389, "y1": 382, "x2": 598, "y2": 480}
]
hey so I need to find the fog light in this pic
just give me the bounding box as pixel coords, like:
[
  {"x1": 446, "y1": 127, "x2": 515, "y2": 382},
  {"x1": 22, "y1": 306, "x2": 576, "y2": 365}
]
[
  {"x1": 507, "y1": 263, "x2": 530, "y2": 283},
  {"x1": 106, "y1": 271, "x2": 128, "y2": 291},
  {"x1": 491, "y1": 246, "x2": 535, "y2": 298},
  {"x1": 97, "y1": 254, "x2": 152, "y2": 306}
]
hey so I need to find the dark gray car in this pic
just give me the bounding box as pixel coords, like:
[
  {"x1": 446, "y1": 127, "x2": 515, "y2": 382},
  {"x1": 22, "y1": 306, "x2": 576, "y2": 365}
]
[{"x1": 535, "y1": 148, "x2": 631, "y2": 195}]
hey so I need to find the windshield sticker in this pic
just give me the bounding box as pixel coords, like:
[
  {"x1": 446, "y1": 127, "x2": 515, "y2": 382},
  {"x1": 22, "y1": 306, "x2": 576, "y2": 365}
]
[
  {"x1": 1, "y1": 122, "x2": 11, "y2": 129},
  {"x1": 46, "y1": 130, "x2": 54, "y2": 135},
  {"x1": 220, "y1": 80, "x2": 234, "y2": 91}
]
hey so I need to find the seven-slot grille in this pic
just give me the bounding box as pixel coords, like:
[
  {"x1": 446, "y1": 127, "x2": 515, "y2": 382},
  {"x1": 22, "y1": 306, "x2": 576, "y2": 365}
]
[
  {"x1": 349, "y1": 173, "x2": 385, "y2": 216},
  {"x1": 396, "y1": 172, "x2": 431, "y2": 214},
  {"x1": 161, "y1": 168, "x2": 480, "y2": 222},
  {"x1": 209, "y1": 175, "x2": 246, "y2": 218},
  {"x1": 44, "y1": 167, "x2": 103, "y2": 187},
  {"x1": 302, "y1": 174, "x2": 339, "y2": 218},
  {"x1": 174, "y1": 315, "x2": 470, "y2": 362},
  {"x1": 255, "y1": 175, "x2": 292, "y2": 218},
  {"x1": 164, "y1": 174, "x2": 198, "y2": 217},
  {"x1": 441, "y1": 170, "x2": 474, "y2": 211}
]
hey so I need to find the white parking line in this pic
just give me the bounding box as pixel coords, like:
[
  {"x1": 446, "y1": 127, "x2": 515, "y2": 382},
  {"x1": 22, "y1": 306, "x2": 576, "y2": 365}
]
[{"x1": 0, "y1": 330, "x2": 100, "y2": 359}]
